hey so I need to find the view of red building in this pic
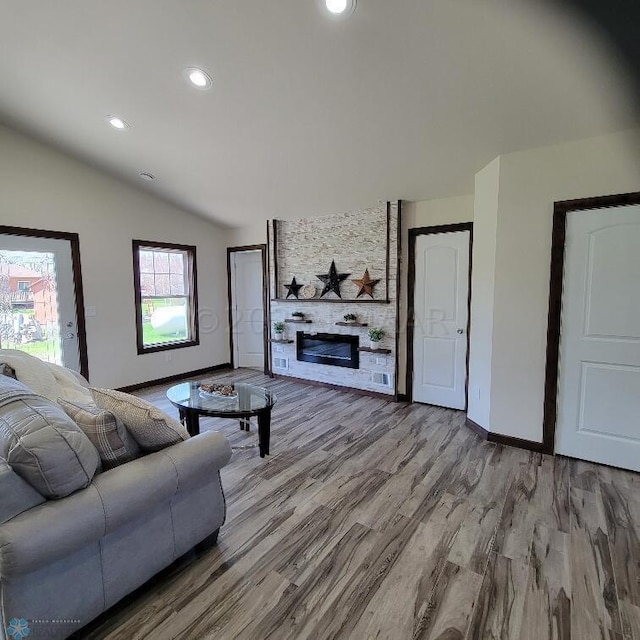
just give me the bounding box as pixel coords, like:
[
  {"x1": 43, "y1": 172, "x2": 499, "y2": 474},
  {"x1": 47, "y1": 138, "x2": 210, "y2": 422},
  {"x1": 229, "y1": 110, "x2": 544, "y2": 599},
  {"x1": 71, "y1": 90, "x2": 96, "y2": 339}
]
[{"x1": 5, "y1": 264, "x2": 58, "y2": 328}]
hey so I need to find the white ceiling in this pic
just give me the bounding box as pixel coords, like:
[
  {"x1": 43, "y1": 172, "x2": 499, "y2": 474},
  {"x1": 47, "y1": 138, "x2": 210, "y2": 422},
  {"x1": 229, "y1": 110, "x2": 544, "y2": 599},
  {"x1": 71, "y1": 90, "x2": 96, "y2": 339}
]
[{"x1": 0, "y1": 0, "x2": 635, "y2": 227}]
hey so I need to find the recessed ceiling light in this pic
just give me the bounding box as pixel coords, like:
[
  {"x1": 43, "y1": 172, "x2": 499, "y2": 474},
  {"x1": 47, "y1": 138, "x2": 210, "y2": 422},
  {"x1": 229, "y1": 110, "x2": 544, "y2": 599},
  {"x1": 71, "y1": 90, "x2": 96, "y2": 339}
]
[
  {"x1": 323, "y1": 0, "x2": 356, "y2": 17},
  {"x1": 105, "y1": 115, "x2": 129, "y2": 130},
  {"x1": 139, "y1": 172, "x2": 155, "y2": 181},
  {"x1": 183, "y1": 67, "x2": 213, "y2": 90},
  {"x1": 326, "y1": 0, "x2": 346, "y2": 13}
]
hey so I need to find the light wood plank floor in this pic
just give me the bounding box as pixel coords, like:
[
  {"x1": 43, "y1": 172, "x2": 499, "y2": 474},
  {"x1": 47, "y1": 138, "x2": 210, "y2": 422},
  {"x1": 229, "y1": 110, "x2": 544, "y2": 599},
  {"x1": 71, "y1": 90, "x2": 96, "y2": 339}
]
[{"x1": 84, "y1": 369, "x2": 640, "y2": 640}]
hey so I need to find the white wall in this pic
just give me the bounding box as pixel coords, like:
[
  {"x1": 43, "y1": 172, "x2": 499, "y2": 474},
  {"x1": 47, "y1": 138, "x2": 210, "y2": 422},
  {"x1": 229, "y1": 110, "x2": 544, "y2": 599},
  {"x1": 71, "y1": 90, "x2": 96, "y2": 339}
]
[
  {"x1": 225, "y1": 222, "x2": 267, "y2": 249},
  {"x1": 470, "y1": 129, "x2": 640, "y2": 441},
  {"x1": 0, "y1": 126, "x2": 229, "y2": 388},
  {"x1": 467, "y1": 159, "x2": 500, "y2": 427},
  {"x1": 398, "y1": 196, "x2": 474, "y2": 394},
  {"x1": 402, "y1": 197, "x2": 475, "y2": 231}
]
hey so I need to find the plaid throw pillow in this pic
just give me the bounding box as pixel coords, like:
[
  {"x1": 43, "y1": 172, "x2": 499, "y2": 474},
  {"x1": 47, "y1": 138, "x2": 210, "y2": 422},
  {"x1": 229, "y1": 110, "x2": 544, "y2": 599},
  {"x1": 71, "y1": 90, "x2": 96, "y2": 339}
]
[
  {"x1": 58, "y1": 398, "x2": 141, "y2": 470},
  {"x1": 90, "y1": 387, "x2": 189, "y2": 452}
]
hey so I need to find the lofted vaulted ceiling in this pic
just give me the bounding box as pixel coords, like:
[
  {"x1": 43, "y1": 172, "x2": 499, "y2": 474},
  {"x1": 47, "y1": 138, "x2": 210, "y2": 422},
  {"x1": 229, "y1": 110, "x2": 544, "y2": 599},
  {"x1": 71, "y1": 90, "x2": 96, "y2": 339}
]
[{"x1": 0, "y1": 0, "x2": 636, "y2": 227}]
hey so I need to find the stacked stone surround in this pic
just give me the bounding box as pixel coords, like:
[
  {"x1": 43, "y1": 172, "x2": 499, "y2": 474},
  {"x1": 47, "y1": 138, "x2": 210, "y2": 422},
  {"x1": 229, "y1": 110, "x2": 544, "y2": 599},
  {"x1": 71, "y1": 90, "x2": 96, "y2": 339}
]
[{"x1": 269, "y1": 204, "x2": 398, "y2": 395}]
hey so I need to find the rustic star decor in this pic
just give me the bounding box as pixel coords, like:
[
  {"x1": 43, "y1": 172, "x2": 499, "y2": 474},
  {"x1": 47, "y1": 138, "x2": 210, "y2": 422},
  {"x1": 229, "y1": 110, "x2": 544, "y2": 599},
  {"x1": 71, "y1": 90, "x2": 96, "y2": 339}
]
[
  {"x1": 317, "y1": 260, "x2": 351, "y2": 298},
  {"x1": 284, "y1": 276, "x2": 303, "y2": 299},
  {"x1": 352, "y1": 269, "x2": 380, "y2": 298}
]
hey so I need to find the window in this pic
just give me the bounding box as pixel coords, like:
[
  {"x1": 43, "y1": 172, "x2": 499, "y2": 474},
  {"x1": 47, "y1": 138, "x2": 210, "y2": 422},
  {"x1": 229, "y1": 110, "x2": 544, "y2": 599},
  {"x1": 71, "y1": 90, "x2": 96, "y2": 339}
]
[
  {"x1": 132, "y1": 240, "x2": 199, "y2": 354},
  {"x1": 17, "y1": 281, "x2": 31, "y2": 291}
]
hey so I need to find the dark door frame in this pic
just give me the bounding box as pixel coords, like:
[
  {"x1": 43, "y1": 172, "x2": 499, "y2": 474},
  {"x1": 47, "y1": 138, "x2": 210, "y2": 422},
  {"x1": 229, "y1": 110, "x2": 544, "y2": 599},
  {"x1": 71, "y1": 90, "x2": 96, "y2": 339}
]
[
  {"x1": 542, "y1": 190, "x2": 640, "y2": 455},
  {"x1": 0, "y1": 225, "x2": 90, "y2": 380},
  {"x1": 406, "y1": 222, "x2": 473, "y2": 406},
  {"x1": 226, "y1": 244, "x2": 269, "y2": 375}
]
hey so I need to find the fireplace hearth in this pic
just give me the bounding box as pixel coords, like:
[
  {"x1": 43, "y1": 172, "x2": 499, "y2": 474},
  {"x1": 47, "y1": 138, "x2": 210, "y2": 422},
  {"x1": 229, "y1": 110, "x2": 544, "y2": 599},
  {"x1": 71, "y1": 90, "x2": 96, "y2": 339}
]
[{"x1": 296, "y1": 332, "x2": 359, "y2": 369}]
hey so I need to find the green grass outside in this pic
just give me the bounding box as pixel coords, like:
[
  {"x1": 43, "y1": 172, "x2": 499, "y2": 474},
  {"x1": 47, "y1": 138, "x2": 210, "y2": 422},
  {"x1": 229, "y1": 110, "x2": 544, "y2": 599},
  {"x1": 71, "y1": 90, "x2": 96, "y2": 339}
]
[
  {"x1": 0, "y1": 336, "x2": 62, "y2": 365},
  {"x1": 18, "y1": 338, "x2": 59, "y2": 358},
  {"x1": 141, "y1": 298, "x2": 188, "y2": 346},
  {"x1": 142, "y1": 321, "x2": 187, "y2": 346}
]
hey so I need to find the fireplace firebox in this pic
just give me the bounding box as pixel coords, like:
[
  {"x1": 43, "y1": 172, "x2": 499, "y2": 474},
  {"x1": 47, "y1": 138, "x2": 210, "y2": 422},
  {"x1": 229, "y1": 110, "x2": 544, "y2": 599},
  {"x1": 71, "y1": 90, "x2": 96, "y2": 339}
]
[{"x1": 296, "y1": 332, "x2": 360, "y2": 369}]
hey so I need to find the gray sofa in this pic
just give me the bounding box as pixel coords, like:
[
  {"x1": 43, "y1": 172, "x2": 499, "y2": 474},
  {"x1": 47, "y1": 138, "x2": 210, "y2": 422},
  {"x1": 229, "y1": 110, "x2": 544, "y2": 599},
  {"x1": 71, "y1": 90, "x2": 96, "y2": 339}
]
[{"x1": 0, "y1": 376, "x2": 232, "y2": 640}]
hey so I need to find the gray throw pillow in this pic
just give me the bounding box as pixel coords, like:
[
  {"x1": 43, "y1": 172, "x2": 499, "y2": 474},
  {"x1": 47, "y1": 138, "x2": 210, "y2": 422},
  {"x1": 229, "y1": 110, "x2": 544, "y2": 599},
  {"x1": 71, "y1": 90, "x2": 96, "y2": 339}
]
[
  {"x1": 0, "y1": 457, "x2": 46, "y2": 524},
  {"x1": 0, "y1": 378, "x2": 100, "y2": 499},
  {"x1": 91, "y1": 387, "x2": 189, "y2": 451},
  {"x1": 58, "y1": 398, "x2": 141, "y2": 470}
]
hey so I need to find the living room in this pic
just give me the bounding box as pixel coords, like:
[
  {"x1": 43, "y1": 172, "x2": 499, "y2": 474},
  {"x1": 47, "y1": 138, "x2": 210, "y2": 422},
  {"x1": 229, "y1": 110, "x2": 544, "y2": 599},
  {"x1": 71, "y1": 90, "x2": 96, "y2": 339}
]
[{"x1": 1, "y1": 1, "x2": 640, "y2": 639}]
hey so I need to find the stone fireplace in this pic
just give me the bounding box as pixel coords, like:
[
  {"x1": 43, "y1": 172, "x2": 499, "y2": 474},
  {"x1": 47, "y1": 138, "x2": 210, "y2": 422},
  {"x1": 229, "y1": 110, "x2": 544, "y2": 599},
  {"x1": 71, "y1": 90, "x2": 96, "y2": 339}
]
[{"x1": 268, "y1": 203, "x2": 399, "y2": 396}]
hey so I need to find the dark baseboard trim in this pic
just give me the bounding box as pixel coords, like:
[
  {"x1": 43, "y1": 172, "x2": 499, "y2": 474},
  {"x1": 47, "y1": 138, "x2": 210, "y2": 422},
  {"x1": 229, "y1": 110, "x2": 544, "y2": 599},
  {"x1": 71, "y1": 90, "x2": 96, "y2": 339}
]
[
  {"x1": 273, "y1": 373, "x2": 397, "y2": 401},
  {"x1": 465, "y1": 417, "x2": 489, "y2": 439},
  {"x1": 465, "y1": 417, "x2": 544, "y2": 453},
  {"x1": 116, "y1": 363, "x2": 232, "y2": 393},
  {"x1": 488, "y1": 433, "x2": 545, "y2": 453},
  {"x1": 397, "y1": 393, "x2": 409, "y2": 402}
]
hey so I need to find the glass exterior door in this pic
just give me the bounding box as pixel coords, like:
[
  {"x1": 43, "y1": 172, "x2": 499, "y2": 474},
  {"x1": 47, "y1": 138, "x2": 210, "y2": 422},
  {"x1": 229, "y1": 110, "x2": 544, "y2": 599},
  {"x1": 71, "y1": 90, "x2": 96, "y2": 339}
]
[{"x1": 0, "y1": 234, "x2": 81, "y2": 372}]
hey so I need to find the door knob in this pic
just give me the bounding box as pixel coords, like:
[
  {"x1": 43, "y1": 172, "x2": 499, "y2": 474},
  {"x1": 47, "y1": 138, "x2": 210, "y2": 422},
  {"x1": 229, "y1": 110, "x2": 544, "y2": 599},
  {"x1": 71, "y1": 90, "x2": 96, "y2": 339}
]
[{"x1": 456, "y1": 328, "x2": 464, "y2": 334}]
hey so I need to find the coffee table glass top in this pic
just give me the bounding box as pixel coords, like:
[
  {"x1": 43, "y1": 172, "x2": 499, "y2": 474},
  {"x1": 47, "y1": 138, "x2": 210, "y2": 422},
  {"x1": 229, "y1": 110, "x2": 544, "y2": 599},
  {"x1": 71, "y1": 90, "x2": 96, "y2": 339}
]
[{"x1": 167, "y1": 381, "x2": 276, "y2": 415}]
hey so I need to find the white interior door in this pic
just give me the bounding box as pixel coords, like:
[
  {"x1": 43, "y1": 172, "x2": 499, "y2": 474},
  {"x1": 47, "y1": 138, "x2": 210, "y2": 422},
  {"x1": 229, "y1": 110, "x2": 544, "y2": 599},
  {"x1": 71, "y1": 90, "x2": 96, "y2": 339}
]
[
  {"x1": 555, "y1": 205, "x2": 640, "y2": 471},
  {"x1": 231, "y1": 250, "x2": 265, "y2": 370},
  {"x1": 412, "y1": 230, "x2": 470, "y2": 409},
  {"x1": 0, "y1": 234, "x2": 82, "y2": 372}
]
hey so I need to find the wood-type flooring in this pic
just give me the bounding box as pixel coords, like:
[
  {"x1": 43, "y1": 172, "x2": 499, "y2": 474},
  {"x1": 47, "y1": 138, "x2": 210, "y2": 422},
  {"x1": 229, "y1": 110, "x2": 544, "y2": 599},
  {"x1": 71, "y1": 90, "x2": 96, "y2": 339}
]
[{"x1": 84, "y1": 369, "x2": 640, "y2": 640}]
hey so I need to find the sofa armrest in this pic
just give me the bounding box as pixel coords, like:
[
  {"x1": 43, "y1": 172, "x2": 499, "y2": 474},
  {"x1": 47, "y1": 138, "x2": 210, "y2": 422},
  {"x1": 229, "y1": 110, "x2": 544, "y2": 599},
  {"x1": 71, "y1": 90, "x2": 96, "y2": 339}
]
[
  {"x1": 161, "y1": 430, "x2": 232, "y2": 492},
  {"x1": 92, "y1": 430, "x2": 231, "y2": 531},
  {"x1": 92, "y1": 450, "x2": 178, "y2": 532},
  {"x1": 0, "y1": 431, "x2": 232, "y2": 577}
]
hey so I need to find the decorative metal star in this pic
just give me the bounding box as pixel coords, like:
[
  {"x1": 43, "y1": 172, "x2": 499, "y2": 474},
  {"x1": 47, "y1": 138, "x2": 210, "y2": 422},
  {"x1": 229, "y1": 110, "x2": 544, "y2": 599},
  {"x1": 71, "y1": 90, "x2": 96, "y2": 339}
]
[
  {"x1": 352, "y1": 269, "x2": 380, "y2": 298},
  {"x1": 316, "y1": 260, "x2": 351, "y2": 298},
  {"x1": 284, "y1": 276, "x2": 303, "y2": 299}
]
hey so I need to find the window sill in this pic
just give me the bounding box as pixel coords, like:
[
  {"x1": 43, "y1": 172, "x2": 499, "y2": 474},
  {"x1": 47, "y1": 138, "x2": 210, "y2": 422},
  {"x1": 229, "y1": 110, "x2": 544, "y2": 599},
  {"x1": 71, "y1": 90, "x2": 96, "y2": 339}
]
[{"x1": 137, "y1": 339, "x2": 199, "y2": 355}]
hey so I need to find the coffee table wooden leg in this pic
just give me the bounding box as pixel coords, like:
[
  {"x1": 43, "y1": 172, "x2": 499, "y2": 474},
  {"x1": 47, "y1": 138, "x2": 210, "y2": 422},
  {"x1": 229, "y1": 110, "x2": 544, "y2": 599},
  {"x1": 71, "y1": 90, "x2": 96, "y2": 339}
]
[
  {"x1": 257, "y1": 409, "x2": 271, "y2": 458},
  {"x1": 184, "y1": 411, "x2": 200, "y2": 437}
]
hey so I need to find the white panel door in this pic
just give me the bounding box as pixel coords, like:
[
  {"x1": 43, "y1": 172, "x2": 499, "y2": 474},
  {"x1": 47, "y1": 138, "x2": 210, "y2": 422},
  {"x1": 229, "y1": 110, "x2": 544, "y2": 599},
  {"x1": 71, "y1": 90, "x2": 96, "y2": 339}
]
[
  {"x1": 556, "y1": 206, "x2": 640, "y2": 471},
  {"x1": 412, "y1": 231, "x2": 470, "y2": 409},
  {"x1": 231, "y1": 250, "x2": 264, "y2": 370},
  {"x1": 0, "y1": 234, "x2": 81, "y2": 372}
]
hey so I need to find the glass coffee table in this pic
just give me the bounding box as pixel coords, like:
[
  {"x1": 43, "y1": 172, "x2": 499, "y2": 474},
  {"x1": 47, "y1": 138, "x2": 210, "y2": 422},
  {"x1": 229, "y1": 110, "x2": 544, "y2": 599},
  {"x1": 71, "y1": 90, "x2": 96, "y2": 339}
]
[{"x1": 166, "y1": 381, "x2": 276, "y2": 458}]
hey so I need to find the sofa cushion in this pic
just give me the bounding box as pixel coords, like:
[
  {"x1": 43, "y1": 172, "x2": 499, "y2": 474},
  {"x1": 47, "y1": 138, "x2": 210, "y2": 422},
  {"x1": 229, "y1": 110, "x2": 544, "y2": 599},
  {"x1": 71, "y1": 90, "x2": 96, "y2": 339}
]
[
  {"x1": 0, "y1": 376, "x2": 100, "y2": 499},
  {"x1": 91, "y1": 388, "x2": 189, "y2": 452},
  {"x1": 58, "y1": 399, "x2": 141, "y2": 470}
]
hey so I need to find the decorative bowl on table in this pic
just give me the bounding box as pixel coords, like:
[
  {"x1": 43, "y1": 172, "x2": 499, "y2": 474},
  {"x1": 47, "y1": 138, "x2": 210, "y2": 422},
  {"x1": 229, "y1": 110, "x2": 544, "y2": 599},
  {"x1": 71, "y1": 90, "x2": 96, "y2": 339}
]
[{"x1": 199, "y1": 382, "x2": 238, "y2": 399}]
